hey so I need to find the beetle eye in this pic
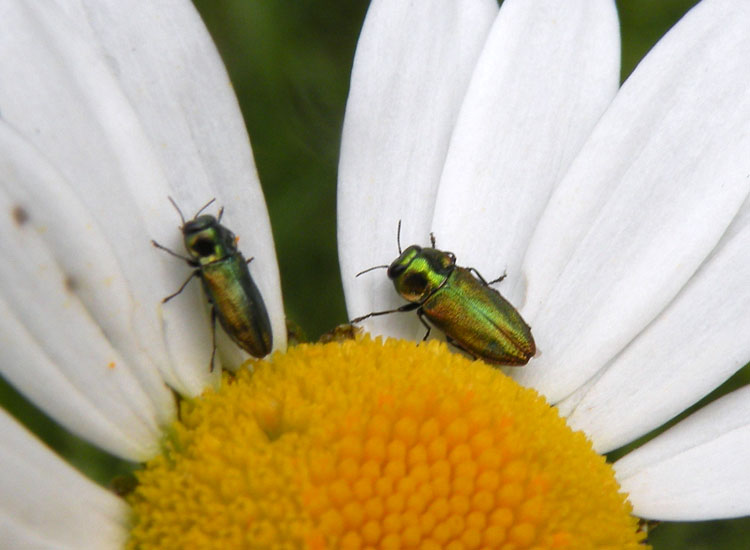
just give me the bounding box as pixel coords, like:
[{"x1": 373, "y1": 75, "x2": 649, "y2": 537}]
[
  {"x1": 192, "y1": 238, "x2": 215, "y2": 257},
  {"x1": 434, "y1": 251, "x2": 455, "y2": 270},
  {"x1": 402, "y1": 272, "x2": 428, "y2": 294}
]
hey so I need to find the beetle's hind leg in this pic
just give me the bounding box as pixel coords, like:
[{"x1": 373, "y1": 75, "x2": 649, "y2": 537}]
[
  {"x1": 209, "y1": 305, "x2": 218, "y2": 372},
  {"x1": 416, "y1": 309, "x2": 432, "y2": 342},
  {"x1": 445, "y1": 335, "x2": 479, "y2": 361}
]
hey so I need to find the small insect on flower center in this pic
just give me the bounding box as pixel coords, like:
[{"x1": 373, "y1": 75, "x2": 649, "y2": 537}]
[{"x1": 126, "y1": 338, "x2": 647, "y2": 549}]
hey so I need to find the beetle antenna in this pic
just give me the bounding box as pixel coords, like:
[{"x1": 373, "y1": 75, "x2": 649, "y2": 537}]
[
  {"x1": 167, "y1": 196, "x2": 186, "y2": 226},
  {"x1": 194, "y1": 198, "x2": 217, "y2": 218},
  {"x1": 217, "y1": 206, "x2": 225, "y2": 222},
  {"x1": 356, "y1": 265, "x2": 389, "y2": 277},
  {"x1": 396, "y1": 219, "x2": 402, "y2": 254}
]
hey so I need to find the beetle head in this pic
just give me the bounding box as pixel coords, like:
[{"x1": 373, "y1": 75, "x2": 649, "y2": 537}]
[
  {"x1": 388, "y1": 245, "x2": 455, "y2": 303},
  {"x1": 183, "y1": 215, "x2": 236, "y2": 265}
]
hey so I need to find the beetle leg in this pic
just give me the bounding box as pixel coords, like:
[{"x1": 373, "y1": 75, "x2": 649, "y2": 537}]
[
  {"x1": 246, "y1": 256, "x2": 255, "y2": 265},
  {"x1": 429, "y1": 232, "x2": 436, "y2": 247},
  {"x1": 209, "y1": 306, "x2": 218, "y2": 372},
  {"x1": 467, "y1": 266, "x2": 506, "y2": 286},
  {"x1": 162, "y1": 270, "x2": 200, "y2": 303},
  {"x1": 445, "y1": 335, "x2": 478, "y2": 360},
  {"x1": 466, "y1": 266, "x2": 489, "y2": 285},
  {"x1": 152, "y1": 239, "x2": 196, "y2": 264},
  {"x1": 350, "y1": 302, "x2": 420, "y2": 324},
  {"x1": 416, "y1": 309, "x2": 432, "y2": 341},
  {"x1": 487, "y1": 271, "x2": 507, "y2": 285}
]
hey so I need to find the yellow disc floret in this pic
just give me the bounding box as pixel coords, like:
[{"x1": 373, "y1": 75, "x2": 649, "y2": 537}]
[{"x1": 127, "y1": 337, "x2": 647, "y2": 549}]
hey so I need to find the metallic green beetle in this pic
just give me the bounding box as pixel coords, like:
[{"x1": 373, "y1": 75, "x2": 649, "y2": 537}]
[
  {"x1": 351, "y1": 226, "x2": 535, "y2": 366},
  {"x1": 152, "y1": 198, "x2": 272, "y2": 370}
]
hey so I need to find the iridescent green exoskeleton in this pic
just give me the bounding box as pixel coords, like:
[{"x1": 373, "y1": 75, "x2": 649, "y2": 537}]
[
  {"x1": 352, "y1": 225, "x2": 535, "y2": 366},
  {"x1": 152, "y1": 198, "x2": 272, "y2": 370}
]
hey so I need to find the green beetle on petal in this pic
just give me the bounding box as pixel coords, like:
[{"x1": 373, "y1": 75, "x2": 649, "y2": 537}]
[
  {"x1": 152, "y1": 198, "x2": 273, "y2": 370},
  {"x1": 352, "y1": 224, "x2": 535, "y2": 366}
]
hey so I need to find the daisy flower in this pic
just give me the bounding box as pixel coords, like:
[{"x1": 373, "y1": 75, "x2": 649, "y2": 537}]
[
  {"x1": 0, "y1": 1, "x2": 748, "y2": 550},
  {"x1": 339, "y1": 0, "x2": 750, "y2": 542}
]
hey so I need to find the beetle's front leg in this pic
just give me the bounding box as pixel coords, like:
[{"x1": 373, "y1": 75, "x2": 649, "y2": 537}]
[
  {"x1": 152, "y1": 239, "x2": 195, "y2": 264},
  {"x1": 350, "y1": 302, "x2": 420, "y2": 324}
]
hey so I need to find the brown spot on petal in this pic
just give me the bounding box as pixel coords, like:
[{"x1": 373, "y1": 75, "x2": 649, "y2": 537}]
[
  {"x1": 64, "y1": 275, "x2": 78, "y2": 293},
  {"x1": 12, "y1": 205, "x2": 29, "y2": 226}
]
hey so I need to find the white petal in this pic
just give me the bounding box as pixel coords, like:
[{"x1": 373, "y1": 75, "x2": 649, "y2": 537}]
[
  {"x1": 64, "y1": 0, "x2": 286, "y2": 359},
  {"x1": 0, "y1": 124, "x2": 173, "y2": 460},
  {"x1": 563, "y1": 197, "x2": 750, "y2": 452},
  {"x1": 517, "y1": 0, "x2": 750, "y2": 401},
  {"x1": 338, "y1": 0, "x2": 497, "y2": 339},
  {"x1": 615, "y1": 385, "x2": 750, "y2": 520},
  {"x1": 0, "y1": 408, "x2": 128, "y2": 549},
  {"x1": 433, "y1": 0, "x2": 619, "y2": 307},
  {"x1": 0, "y1": 1, "x2": 281, "y2": 395},
  {"x1": 0, "y1": 1, "x2": 199, "y2": 394}
]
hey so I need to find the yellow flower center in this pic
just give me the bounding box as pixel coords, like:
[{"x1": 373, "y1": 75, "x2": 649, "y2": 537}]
[{"x1": 127, "y1": 337, "x2": 647, "y2": 549}]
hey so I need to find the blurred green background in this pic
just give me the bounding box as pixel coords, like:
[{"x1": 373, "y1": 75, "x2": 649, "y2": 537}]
[{"x1": 2, "y1": 0, "x2": 750, "y2": 548}]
